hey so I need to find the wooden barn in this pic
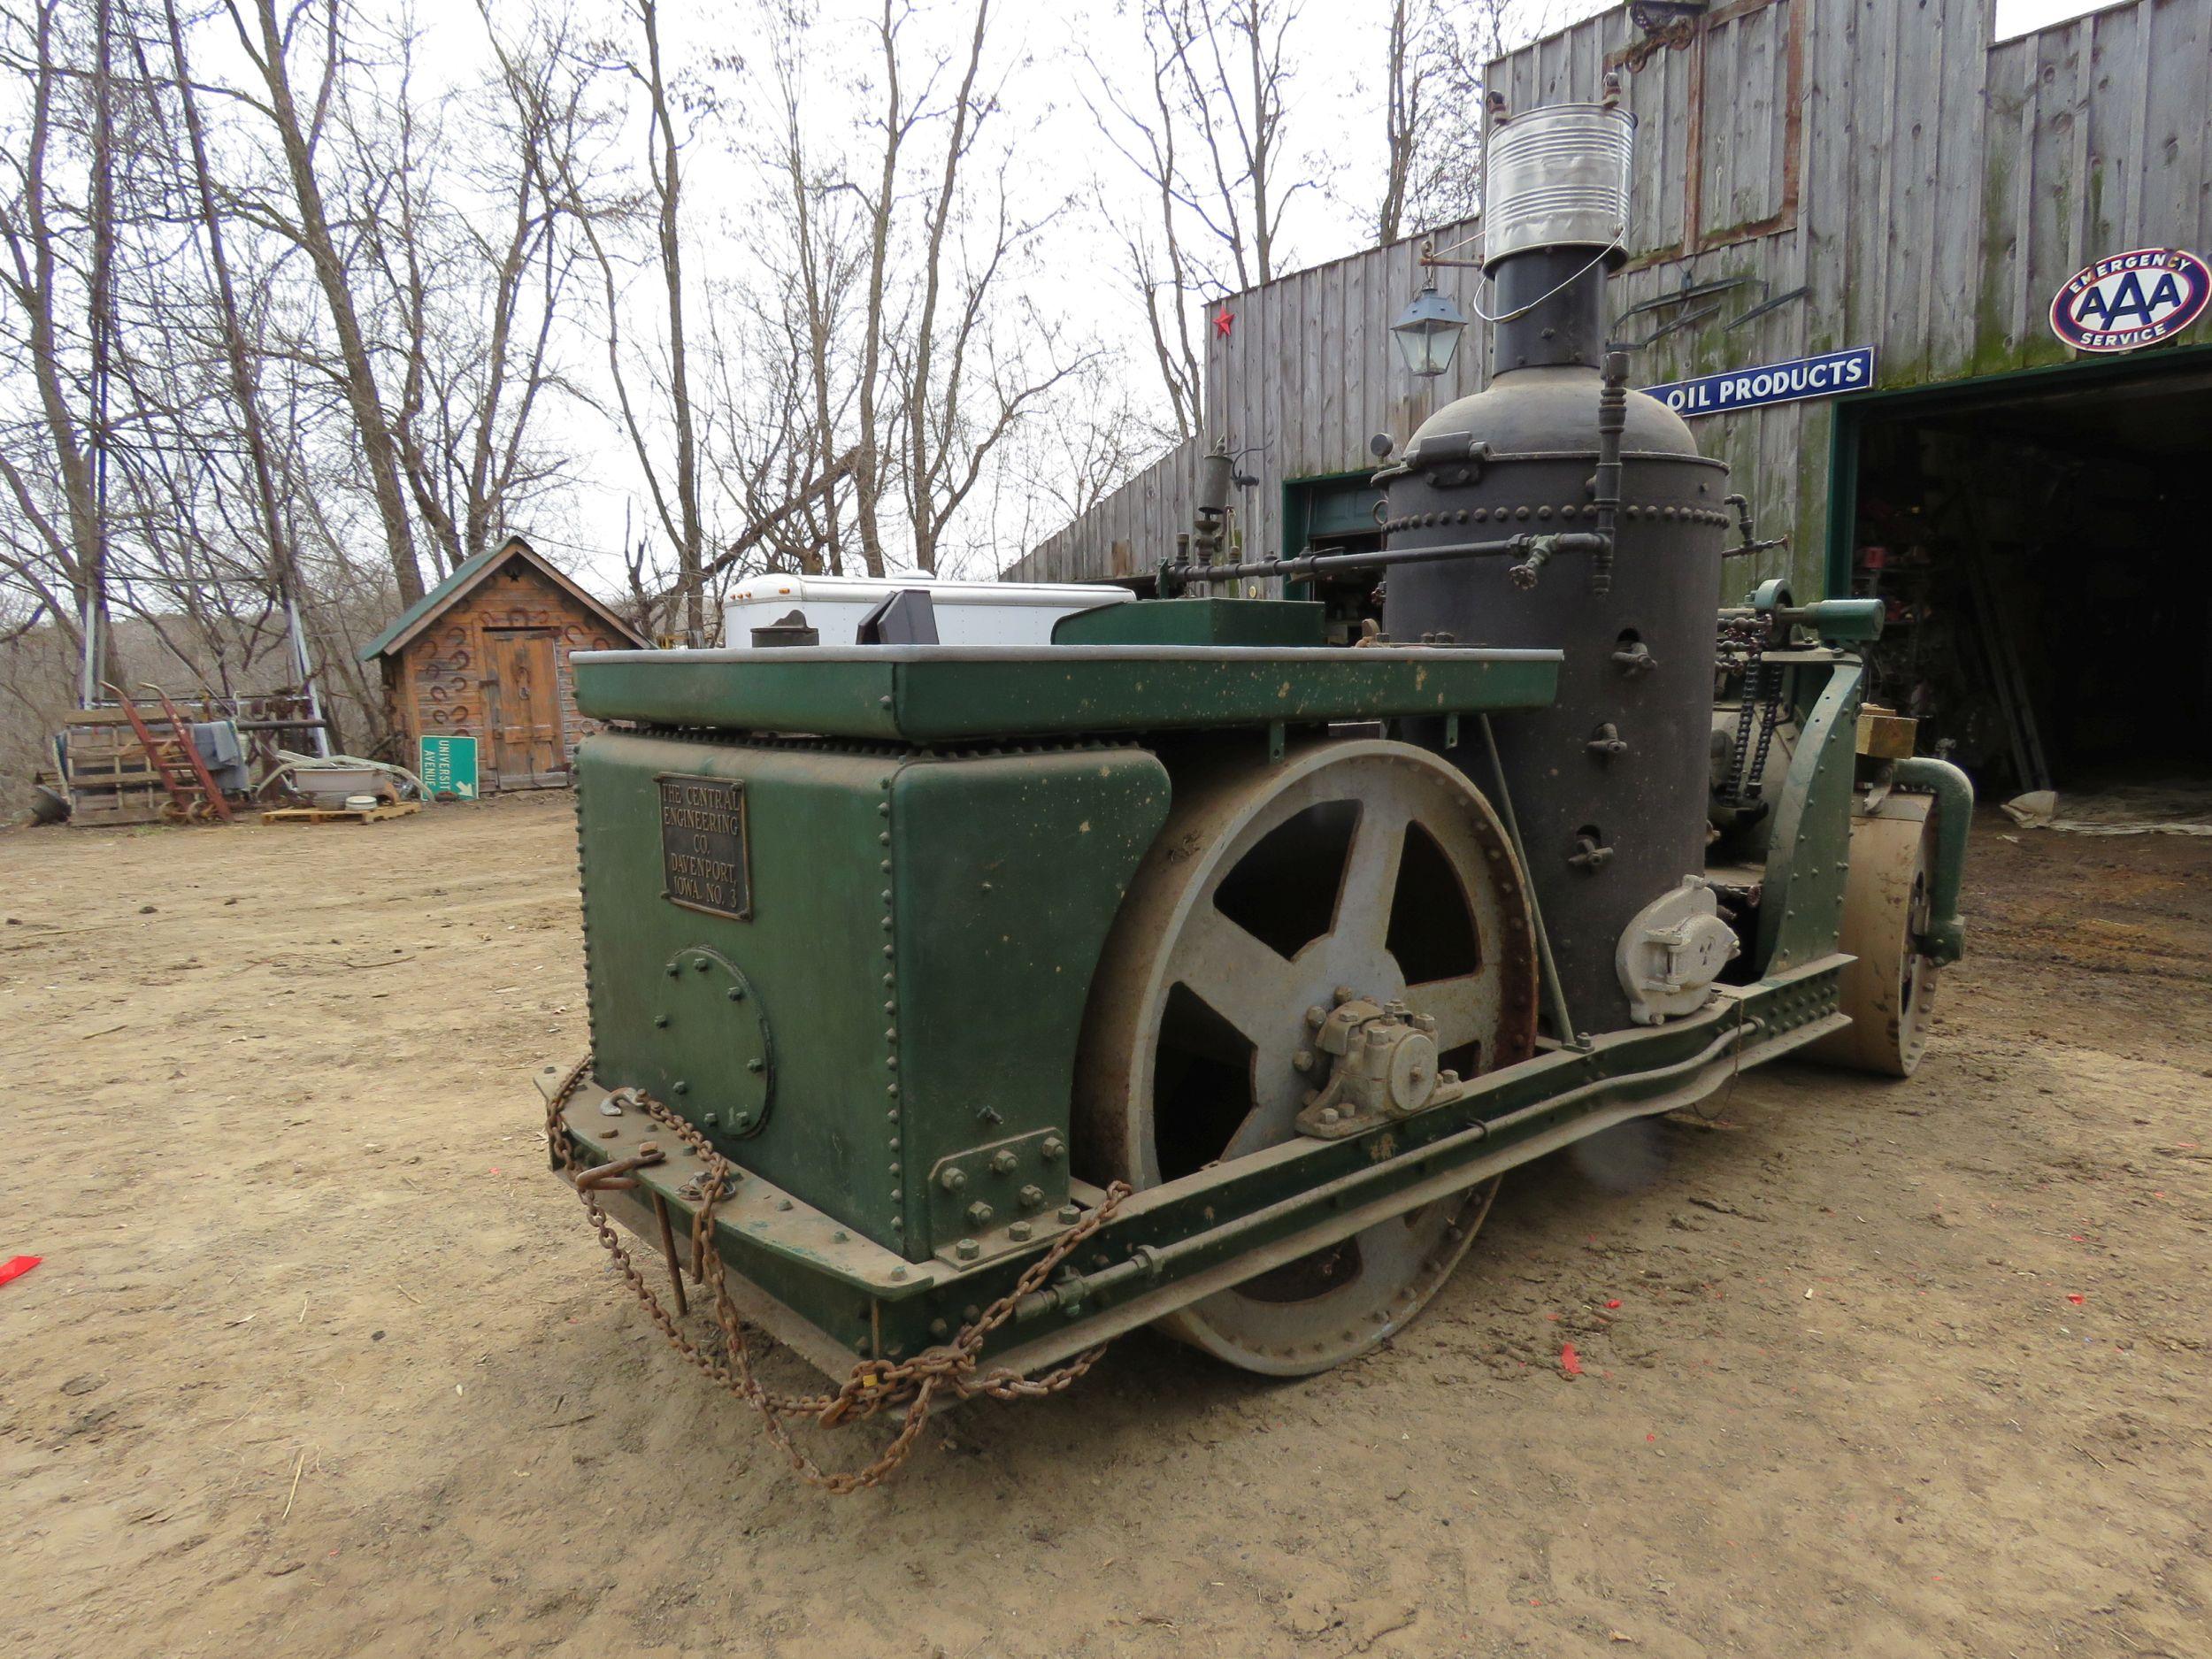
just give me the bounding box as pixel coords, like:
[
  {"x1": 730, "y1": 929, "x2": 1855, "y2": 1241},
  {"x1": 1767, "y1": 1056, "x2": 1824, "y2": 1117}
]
[
  {"x1": 1016, "y1": 0, "x2": 2212, "y2": 798},
  {"x1": 358, "y1": 535, "x2": 647, "y2": 793}
]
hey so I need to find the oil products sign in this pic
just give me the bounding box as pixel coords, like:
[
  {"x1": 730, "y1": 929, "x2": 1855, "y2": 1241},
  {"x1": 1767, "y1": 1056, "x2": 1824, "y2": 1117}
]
[
  {"x1": 1641, "y1": 345, "x2": 1875, "y2": 419},
  {"x1": 2050, "y1": 248, "x2": 2210, "y2": 353}
]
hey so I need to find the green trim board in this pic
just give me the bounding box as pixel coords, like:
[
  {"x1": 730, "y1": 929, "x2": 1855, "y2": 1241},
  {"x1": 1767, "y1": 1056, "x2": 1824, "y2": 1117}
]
[
  {"x1": 572, "y1": 644, "x2": 1562, "y2": 741},
  {"x1": 1822, "y1": 341, "x2": 2212, "y2": 597},
  {"x1": 1281, "y1": 470, "x2": 1386, "y2": 553}
]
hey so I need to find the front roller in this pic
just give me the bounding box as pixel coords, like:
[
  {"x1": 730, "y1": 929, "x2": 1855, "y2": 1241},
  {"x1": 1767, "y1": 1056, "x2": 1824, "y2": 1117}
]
[
  {"x1": 1073, "y1": 738, "x2": 1540, "y2": 1374},
  {"x1": 1806, "y1": 791, "x2": 1940, "y2": 1077}
]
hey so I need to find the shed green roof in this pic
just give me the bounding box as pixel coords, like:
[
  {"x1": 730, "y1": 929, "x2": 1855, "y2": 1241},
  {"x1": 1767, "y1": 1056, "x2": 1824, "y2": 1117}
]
[{"x1": 357, "y1": 535, "x2": 646, "y2": 662}]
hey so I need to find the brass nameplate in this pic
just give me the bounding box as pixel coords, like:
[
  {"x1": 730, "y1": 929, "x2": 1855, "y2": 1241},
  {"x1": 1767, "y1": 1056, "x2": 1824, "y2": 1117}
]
[{"x1": 658, "y1": 774, "x2": 751, "y2": 920}]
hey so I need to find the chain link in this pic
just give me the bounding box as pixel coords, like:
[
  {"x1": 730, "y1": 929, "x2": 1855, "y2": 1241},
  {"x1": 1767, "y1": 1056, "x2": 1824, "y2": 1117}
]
[{"x1": 543, "y1": 1056, "x2": 1131, "y2": 1493}]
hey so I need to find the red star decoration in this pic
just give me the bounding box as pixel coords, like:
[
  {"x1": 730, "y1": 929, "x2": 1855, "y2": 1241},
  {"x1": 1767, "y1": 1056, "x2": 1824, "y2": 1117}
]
[{"x1": 1214, "y1": 310, "x2": 1235, "y2": 337}]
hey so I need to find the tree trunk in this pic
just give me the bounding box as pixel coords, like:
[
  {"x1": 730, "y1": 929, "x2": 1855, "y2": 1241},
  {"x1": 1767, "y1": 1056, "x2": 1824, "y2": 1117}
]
[
  {"x1": 634, "y1": 0, "x2": 706, "y2": 641},
  {"x1": 236, "y1": 0, "x2": 424, "y2": 607}
]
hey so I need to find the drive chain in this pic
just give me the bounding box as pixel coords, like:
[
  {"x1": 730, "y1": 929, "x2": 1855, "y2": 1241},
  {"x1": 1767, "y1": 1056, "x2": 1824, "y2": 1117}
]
[{"x1": 543, "y1": 1056, "x2": 1130, "y2": 1493}]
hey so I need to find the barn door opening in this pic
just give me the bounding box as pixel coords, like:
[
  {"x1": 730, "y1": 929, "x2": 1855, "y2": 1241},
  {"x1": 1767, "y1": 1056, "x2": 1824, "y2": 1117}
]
[
  {"x1": 1831, "y1": 348, "x2": 2212, "y2": 818},
  {"x1": 1280, "y1": 472, "x2": 1385, "y2": 645},
  {"x1": 483, "y1": 627, "x2": 565, "y2": 789}
]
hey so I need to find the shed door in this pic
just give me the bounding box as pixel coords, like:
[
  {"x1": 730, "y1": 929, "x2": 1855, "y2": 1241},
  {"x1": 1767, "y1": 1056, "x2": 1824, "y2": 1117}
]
[{"x1": 483, "y1": 628, "x2": 565, "y2": 788}]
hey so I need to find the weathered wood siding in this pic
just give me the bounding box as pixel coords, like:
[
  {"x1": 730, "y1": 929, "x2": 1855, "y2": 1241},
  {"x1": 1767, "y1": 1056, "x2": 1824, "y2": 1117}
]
[{"x1": 1012, "y1": 0, "x2": 2212, "y2": 597}]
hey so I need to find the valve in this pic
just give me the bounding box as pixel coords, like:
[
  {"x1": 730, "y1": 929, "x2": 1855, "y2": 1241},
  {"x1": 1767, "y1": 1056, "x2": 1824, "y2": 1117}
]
[
  {"x1": 1586, "y1": 722, "x2": 1628, "y2": 758},
  {"x1": 1568, "y1": 833, "x2": 1614, "y2": 870}
]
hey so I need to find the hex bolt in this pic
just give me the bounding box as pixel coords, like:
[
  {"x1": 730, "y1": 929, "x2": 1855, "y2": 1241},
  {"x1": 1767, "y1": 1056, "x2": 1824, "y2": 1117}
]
[
  {"x1": 653, "y1": 1013, "x2": 670, "y2": 1028},
  {"x1": 672, "y1": 1079, "x2": 690, "y2": 1095},
  {"x1": 1039, "y1": 1135, "x2": 1065, "y2": 1162},
  {"x1": 1057, "y1": 1204, "x2": 1082, "y2": 1225},
  {"x1": 956, "y1": 1239, "x2": 980, "y2": 1262},
  {"x1": 693, "y1": 958, "x2": 710, "y2": 972},
  {"x1": 1292, "y1": 1048, "x2": 1316, "y2": 1073},
  {"x1": 1333, "y1": 985, "x2": 1356, "y2": 1004},
  {"x1": 747, "y1": 1057, "x2": 765, "y2": 1073},
  {"x1": 989, "y1": 1149, "x2": 1019, "y2": 1177},
  {"x1": 1305, "y1": 1004, "x2": 1329, "y2": 1028},
  {"x1": 939, "y1": 1167, "x2": 968, "y2": 1193},
  {"x1": 702, "y1": 1112, "x2": 719, "y2": 1128},
  {"x1": 1018, "y1": 1184, "x2": 1045, "y2": 1210},
  {"x1": 965, "y1": 1202, "x2": 995, "y2": 1228},
  {"x1": 929, "y1": 1318, "x2": 950, "y2": 1339},
  {"x1": 1009, "y1": 1222, "x2": 1033, "y2": 1242},
  {"x1": 664, "y1": 963, "x2": 680, "y2": 978},
  {"x1": 731, "y1": 1112, "x2": 752, "y2": 1131},
  {"x1": 726, "y1": 986, "x2": 746, "y2": 1002}
]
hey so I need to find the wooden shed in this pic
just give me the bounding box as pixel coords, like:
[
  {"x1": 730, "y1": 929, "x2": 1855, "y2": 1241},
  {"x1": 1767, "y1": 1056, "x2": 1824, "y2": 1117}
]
[{"x1": 358, "y1": 535, "x2": 647, "y2": 792}]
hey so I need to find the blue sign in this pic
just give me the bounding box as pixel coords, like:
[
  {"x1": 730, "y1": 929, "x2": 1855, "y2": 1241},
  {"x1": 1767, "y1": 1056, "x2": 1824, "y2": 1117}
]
[
  {"x1": 1642, "y1": 345, "x2": 1875, "y2": 419},
  {"x1": 2050, "y1": 248, "x2": 2210, "y2": 353}
]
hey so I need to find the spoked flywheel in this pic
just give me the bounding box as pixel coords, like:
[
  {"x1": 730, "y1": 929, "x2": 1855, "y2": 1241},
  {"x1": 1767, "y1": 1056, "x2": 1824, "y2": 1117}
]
[
  {"x1": 1806, "y1": 790, "x2": 1941, "y2": 1077},
  {"x1": 1074, "y1": 739, "x2": 1539, "y2": 1374}
]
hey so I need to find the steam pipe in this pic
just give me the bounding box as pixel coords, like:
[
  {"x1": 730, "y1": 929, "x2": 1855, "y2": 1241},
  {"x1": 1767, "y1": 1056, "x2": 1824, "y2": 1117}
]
[
  {"x1": 1161, "y1": 532, "x2": 1610, "y2": 593},
  {"x1": 1891, "y1": 757, "x2": 1974, "y2": 965}
]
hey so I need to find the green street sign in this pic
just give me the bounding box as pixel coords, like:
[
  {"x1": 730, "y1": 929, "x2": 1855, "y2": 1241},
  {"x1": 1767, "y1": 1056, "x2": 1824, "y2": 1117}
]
[{"x1": 419, "y1": 733, "x2": 480, "y2": 800}]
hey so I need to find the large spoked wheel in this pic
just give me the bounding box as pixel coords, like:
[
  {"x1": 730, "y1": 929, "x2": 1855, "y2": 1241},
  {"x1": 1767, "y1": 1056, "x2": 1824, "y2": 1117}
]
[
  {"x1": 1807, "y1": 791, "x2": 1939, "y2": 1077},
  {"x1": 1074, "y1": 739, "x2": 1539, "y2": 1375}
]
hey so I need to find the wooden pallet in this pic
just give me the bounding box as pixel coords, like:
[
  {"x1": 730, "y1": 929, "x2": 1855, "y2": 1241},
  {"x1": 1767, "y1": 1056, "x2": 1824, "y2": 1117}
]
[{"x1": 259, "y1": 801, "x2": 423, "y2": 826}]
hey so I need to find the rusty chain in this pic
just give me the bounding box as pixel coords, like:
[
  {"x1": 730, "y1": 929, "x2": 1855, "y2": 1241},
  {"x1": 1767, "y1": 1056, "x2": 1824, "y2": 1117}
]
[{"x1": 543, "y1": 1056, "x2": 1131, "y2": 1493}]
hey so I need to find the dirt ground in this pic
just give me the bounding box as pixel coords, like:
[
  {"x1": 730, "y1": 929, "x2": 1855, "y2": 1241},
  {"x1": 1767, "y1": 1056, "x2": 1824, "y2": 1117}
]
[{"x1": 4, "y1": 792, "x2": 2208, "y2": 1659}]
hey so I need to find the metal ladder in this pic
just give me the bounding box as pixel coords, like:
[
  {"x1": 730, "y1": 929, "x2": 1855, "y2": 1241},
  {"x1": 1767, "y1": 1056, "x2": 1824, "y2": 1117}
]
[{"x1": 102, "y1": 682, "x2": 234, "y2": 823}]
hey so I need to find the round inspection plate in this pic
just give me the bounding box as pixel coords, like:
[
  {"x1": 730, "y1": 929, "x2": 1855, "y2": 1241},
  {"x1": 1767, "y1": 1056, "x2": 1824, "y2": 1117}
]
[{"x1": 645, "y1": 947, "x2": 774, "y2": 1136}]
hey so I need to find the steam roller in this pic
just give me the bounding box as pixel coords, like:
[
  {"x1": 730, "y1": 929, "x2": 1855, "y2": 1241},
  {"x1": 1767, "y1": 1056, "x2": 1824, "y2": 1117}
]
[{"x1": 533, "y1": 90, "x2": 1974, "y2": 1477}]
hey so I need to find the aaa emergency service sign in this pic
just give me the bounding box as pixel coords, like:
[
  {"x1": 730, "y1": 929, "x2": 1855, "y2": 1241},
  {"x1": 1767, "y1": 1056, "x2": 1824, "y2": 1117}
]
[{"x1": 2049, "y1": 248, "x2": 2210, "y2": 353}]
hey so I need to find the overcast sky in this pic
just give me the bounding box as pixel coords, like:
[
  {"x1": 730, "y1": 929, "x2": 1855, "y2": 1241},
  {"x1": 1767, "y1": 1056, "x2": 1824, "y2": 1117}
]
[{"x1": 406, "y1": 0, "x2": 2117, "y2": 590}]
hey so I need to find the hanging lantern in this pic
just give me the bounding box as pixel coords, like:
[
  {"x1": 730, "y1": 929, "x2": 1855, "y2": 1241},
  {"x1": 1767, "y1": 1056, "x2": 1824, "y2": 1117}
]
[{"x1": 1391, "y1": 281, "x2": 1468, "y2": 378}]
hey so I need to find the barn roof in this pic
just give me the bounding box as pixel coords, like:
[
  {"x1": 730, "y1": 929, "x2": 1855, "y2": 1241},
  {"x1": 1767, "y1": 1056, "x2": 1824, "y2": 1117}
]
[{"x1": 357, "y1": 535, "x2": 647, "y2": 662}]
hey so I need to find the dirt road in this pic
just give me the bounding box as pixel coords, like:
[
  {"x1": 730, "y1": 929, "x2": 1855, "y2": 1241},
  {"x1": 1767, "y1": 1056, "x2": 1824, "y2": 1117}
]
[{"x1": 4, "y1": 794, "x2": 2207, "y2": 1658}]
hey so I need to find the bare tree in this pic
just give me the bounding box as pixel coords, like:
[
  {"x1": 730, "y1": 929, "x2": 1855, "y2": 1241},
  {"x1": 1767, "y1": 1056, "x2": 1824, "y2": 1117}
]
[
  {"x1": 1377, "y1": 0, "x2": 1511, "y2": 245},
  {"x1": 221, "y1": 0, "x2": 426, "y2": 606},
  {"x1": 1087, "y1": 0, "x2": 1311, "y2": 437},
  {"x1": 0, "y1": 1, "x2": 115, "y2": 682}
]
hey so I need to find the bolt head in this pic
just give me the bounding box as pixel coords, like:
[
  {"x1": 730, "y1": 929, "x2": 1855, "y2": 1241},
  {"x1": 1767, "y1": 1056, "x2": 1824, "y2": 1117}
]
[
  {"x1": 1305, "y1": 1004, "x2": 1329, "y2": 1029},
  {"x1": 989, "y1": 1149, "x2": 1019, "y2": 1176},
  {"x1": 1039, "y1": 1135, "x2": 1065, "y2": 1162},
  {"x1": 939, "y1": 1166, "x2": 968, "y2": 1193},
  {"x1": 956, "y1": 1239, "x2": 980, "y2": 1262},
  {"x1": 653, "y1": 1013, "x2": 670, "y2": 1028},
  {"x1": 1018, "y1": 1184, "x2": 1045, "y2": 1210},
  {"x1": 672, "y1": 1079, "x2": 689, "y2": 1094},
  {"x1": 1333, "y1": 985, "x2": 1356, "y2": 1004},
  {"x1": 1293, "y1": 1048, "x2": 1315, "y2": 1072},
  {"x1": 965, "y1": 1201, "x2": 995, "y2": 1227},
  {"x1": 1057, "y1": 1204, "x2": 1081, "y2": 1225},
  {"x1": 747, "y1": 1057, "x2": 764, "y2": 1073},
  {"x1": 1009, "y1": 1221, "x2": 1033, "y2": 1242},
  {"x1": 1319, "y1": 1107, "x2": 1340, "y2": 1126}
]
